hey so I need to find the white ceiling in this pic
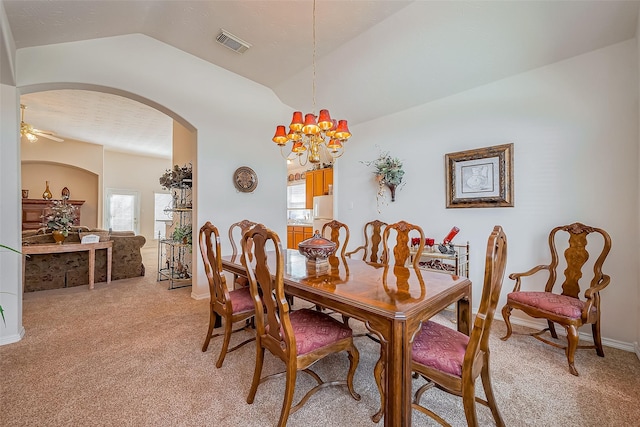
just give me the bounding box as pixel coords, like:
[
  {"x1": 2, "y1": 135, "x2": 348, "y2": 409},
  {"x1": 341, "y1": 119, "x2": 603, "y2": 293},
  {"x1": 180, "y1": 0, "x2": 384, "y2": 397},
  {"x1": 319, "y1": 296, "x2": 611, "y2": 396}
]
[{"x1": 4, "y1": 0, "x2": 639, "y2": 158}]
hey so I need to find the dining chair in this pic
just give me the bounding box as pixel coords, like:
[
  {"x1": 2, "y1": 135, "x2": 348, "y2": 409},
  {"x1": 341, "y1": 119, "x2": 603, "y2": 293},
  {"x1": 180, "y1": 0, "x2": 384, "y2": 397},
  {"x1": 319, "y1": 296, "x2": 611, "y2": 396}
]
[
  {"x1": 345, "y1": 219, "x2": 387, "y2": 263},
  {"x1": 321, "y1": 219, "x2": 350, "y2": 257},
  {"x1": 198, "y1": 221, "x2": 255, "y2": 368},
  {"x1": 228, "y1": 219, "x2": 257, "y2": 288},
  {"x1": 410, "y1": 225, "x2": 508, "y2": 426},
  {"x1": 382, "y1": 220, "x2": 425, "y2": 268},
  {"x1": 501, "y1": 222, "x2": 611, "y2": 376},
  {"x1": 241, "y1": 223, "x2": 361, "y2": 427}
]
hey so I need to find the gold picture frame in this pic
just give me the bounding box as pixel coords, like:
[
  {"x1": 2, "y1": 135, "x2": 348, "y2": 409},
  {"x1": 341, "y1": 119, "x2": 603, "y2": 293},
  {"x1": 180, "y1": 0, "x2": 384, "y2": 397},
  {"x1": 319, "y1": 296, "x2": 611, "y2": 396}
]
[{"x1": 445, "y1": 143, "x2": 514, "y2": 208}]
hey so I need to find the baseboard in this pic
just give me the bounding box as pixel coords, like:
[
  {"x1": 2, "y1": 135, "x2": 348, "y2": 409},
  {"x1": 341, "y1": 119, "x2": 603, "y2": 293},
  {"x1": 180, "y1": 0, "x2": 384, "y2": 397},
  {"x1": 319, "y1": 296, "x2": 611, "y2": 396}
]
[
  {"x1": 503, "y1": 316, "x2": 636, "y2": 353},
  {"x1": 0, "y1": 326, "x2": 25, "y2": 346},
  {"x1": 191, "y1": 290, "x2": 210, "y2": 300}
]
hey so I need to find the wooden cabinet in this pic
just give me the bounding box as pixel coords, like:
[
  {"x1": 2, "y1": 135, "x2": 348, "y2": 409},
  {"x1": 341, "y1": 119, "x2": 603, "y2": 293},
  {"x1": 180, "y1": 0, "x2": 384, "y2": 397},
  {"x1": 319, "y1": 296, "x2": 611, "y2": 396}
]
[
  {"x1": 287, "y1": 226, "x2": 313, "y2": 249},
  {"x1": 22, "y1": 199, "x2": 84, "y2": 230},
  {"x1": 305, "y1": 167, "x2": 333, "y2": 209}
]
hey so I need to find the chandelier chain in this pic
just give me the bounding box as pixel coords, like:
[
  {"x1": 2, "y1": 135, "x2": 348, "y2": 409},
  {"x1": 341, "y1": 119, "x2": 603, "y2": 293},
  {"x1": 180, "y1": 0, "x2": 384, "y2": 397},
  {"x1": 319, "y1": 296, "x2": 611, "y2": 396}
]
[{"x1": 312, "y1": 0, "x2": 316, "y2": 114}]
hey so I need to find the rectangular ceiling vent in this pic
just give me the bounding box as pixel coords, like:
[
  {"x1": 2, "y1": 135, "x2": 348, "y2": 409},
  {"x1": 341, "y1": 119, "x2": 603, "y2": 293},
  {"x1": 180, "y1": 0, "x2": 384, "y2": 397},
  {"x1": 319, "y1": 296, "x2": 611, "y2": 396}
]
[{"x1": 216, "y1": 29, "x2": 251, "y2": 54}]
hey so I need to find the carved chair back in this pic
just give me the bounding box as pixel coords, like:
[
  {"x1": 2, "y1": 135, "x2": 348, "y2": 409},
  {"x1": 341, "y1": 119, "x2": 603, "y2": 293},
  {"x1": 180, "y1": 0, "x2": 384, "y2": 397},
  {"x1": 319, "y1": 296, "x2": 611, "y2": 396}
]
[
  {"x1": 345, "y1": 219, "x2": 387, "y2": 263},
  {"x1": 382, "y1": 220, "x2": 425, "y2": 268},
  {"x1": 199, "y1": 221, "x2": 230, "y2": 307},
  {"x1": 321, "y1": 219, "x2": 350, "y2": 257}
]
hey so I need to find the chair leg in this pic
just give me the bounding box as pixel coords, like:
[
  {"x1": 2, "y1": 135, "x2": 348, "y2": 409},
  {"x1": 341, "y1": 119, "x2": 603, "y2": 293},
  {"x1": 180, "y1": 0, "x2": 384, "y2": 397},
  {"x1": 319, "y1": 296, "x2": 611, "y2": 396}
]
[
  {"x1": 592, "y1": 321, "x2": 605, "y2": 357},
  {"x1": 346, "y1": 344, "x2": 361, "y2": 401},
  {"x1": 247, "y1": 344, "x2": 264, "y2": 404},
  {"x1": 202, "y1": 310, "x2": 219, "y2": 352},
  {"x1": 480, "y1": 354, "x2": 505, "y2": 427},
  {"x1": 547, "y1": 320, "x2": 558, "y2": 339},
  {"x1": 215, "y1": 315, "x2": 233, "y2": 368},
  {"x1": 278, "y1": 363, "x2": 297, "y2": 427},
  {"x1": 462, "y1": 382, "x2": 479, "y2": 427},
  {"x1": 564, "y1": 325, "x2": 580, "y2": 376},
  {"x1": 500, "y1": 304, "x2": 513, "y2": 341}
]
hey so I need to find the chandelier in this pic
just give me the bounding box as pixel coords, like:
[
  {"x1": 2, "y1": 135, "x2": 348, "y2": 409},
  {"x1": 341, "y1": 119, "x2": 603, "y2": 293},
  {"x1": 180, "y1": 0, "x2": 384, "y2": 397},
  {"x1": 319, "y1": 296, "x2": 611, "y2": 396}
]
[{"x1": 271, "y1": 0, "x2": 352, "y2": 165}]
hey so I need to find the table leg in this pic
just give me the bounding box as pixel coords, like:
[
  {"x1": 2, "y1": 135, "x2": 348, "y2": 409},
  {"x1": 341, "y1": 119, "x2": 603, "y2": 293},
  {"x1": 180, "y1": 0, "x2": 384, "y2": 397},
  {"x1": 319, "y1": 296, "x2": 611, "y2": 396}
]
[
  {"x1": 456, "y1": 295, "x2": 471, "y2": 335},
  {"x1": 88, "y1": 248, "x2": 95, "y2": 290},
  {"x1": 385, "y1": 320, "x2": 412, "y2": 427},
  {"x1": 106, "y1": 246, "x2": 112, "y2": 284}
]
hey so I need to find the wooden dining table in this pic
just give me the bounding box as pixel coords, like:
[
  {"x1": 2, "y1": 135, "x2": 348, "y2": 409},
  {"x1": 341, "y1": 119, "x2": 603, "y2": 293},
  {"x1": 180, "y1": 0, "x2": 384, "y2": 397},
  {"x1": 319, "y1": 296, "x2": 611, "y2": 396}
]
[{"x1": 221, "y1": 250, "x2": 471, "y2": 427}]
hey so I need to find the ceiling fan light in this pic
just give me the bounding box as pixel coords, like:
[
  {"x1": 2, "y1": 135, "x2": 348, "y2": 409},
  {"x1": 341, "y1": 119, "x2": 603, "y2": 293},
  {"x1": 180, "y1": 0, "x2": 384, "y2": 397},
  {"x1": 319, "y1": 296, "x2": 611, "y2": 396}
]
[
  {"x1": 302, "y1": 113, "x2": 320, "y2": 135},
  {"x1": 289, "y1": 111, "x2": 304, "y2": 132},
  {"x1": 334, "y1": 120, "x2": 351, "y2": 140},
  {"x1": 26, "y1": 133, "x2": 38, "y2": 143},
  {"x1": 272, "y1": 125, "x2": 288, "y2": 145}
]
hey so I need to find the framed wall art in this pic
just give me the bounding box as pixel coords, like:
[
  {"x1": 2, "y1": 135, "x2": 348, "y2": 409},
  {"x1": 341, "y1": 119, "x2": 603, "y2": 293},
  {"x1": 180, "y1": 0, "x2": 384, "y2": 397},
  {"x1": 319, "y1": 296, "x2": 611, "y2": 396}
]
[{"x1": 445, "y1": 143, "x2": 513, "y2": 208}]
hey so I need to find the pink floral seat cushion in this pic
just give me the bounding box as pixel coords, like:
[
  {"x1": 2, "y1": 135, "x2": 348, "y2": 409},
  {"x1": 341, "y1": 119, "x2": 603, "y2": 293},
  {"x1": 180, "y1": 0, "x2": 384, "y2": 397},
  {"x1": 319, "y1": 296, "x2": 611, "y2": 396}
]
[
  {"x1": 507, "y1": 291, "x2": 593, "y2": 319},
  {"x1": 229, "y1": 287, "x2": 255, "y2": 313},
  {"x1": 289, "y1": 309, "x2": 353, "y2": 356},
  {"x1": 412, "y1": 321, "x2": 468, "y2": 377}
]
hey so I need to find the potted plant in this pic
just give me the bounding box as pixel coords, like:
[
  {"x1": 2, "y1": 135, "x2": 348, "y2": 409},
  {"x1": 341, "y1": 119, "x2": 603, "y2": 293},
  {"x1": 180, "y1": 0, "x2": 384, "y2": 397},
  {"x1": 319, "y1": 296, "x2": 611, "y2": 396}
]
[
  {"x1": 172, "y1": 224, "x2": 192, "y2": 246},
  {"x1": 42, "y1": 200, "x2": 77, "y2": 243},
  {"x1": 362, "y1": 149, "x2": 405, "y2": 208}
]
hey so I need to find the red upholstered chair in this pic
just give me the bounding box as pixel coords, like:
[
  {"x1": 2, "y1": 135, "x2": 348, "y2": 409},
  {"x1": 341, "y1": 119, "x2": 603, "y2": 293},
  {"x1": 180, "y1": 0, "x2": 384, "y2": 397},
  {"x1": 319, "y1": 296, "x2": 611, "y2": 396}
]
[
  {"x1": 198, "y1": 221, "x2": 255, "y2": 368},
  {"x1": 228, "y1": 219, "x2": 257, "y2": 289},
  {"x1": 345, "y1": 219, "x2": 387, "y2": 263},
  {"x1": 242, "y1": 223, "x2": 360, "y2": 427},
  {"x1": 411, "y1": 225, "x2": 507, "y2": 427},
  {"x1": 501, "y1": 222, "x2": 611, "y2": 376}
]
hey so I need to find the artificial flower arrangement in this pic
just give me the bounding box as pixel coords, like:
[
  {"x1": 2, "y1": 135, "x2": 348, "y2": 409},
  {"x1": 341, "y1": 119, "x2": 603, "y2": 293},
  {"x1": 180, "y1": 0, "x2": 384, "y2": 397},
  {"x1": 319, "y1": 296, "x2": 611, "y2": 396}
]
[
  {"x1": 43, "y1": 200, "x2": 77, "y2": 237},
  {"x1": 159, "y1": 163, "x2": 193, "y2": 190},
  {"x1": 362, "y1": 148, "x2": 405, "y2": 210}
]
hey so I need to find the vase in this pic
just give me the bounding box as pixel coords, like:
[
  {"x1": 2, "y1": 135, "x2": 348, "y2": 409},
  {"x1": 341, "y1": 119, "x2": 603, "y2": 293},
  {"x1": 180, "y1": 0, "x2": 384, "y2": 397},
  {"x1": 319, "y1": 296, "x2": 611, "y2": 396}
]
[
  {"x1": 42, "y1": 181, "x2": 52, "y2": 200},
  {"x1": 387, "y1": 183, "x2": 397, "y2": 202},
  {"x1": 52, "y1": 230, "x2": 65, "y2": 245}
]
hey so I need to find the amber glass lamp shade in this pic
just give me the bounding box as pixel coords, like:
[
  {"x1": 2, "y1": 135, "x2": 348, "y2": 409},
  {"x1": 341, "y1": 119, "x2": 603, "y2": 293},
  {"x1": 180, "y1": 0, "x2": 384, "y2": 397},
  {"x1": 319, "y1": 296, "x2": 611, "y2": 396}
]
[
  {"x1": 292, "y1": 141, "x2": 307, "y2": 153},
  {"x1": 272, "y1": 125, "x2": 288, "y2": 145},
  {"x1": 326, "y1": 139, "x2": 343, "y2": 152},
  {"x1": 290, "y1": 111, "x2": 304, "y2": 132},
  {"x1": 317, "y1": 109, "x2": 333, "y2": 130},
  {"x1": 334, "y1": 120, "x2": 351, "y2": 140},
  {"x1": 302, "y1": 113, "x2": 320, "y2": 135},
  {"x1": 325, "y1": 119, "x2": 338, "y2": 138}
]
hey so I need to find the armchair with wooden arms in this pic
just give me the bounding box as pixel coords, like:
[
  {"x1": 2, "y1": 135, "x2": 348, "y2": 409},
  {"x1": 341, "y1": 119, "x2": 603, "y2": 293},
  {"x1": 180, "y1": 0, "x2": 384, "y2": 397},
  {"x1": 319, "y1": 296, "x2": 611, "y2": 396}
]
[
  {"x1": 345, "y1": 219, "x2": 387, "y2": 263},
  {"x1": 500, "y1": 222, "x2": 612, "y2": 376},
  {"x1": 198, "y1": 221, "x2": 255, "y2": 368}
]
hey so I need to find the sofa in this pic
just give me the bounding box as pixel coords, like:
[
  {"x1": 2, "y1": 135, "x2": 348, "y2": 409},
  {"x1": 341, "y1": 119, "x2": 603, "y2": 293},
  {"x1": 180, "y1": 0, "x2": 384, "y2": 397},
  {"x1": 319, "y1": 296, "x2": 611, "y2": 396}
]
[{"x1": 22, "y1": 228, "x2": 146, "y2": 292}]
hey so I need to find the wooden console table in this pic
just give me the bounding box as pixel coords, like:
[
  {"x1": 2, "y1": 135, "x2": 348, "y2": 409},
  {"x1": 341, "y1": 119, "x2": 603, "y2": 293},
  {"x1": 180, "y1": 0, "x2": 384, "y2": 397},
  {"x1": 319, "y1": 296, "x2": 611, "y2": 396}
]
[{"x1": 22, "y1": 241, "x2": 112, "y2": 290}]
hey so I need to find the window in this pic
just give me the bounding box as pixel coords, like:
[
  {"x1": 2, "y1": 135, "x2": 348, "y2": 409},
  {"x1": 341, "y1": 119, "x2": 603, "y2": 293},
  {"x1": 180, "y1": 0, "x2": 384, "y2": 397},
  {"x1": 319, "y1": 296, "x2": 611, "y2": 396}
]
[{"x1": 154, "y1": 192, "x2": 173, "y2": 239}]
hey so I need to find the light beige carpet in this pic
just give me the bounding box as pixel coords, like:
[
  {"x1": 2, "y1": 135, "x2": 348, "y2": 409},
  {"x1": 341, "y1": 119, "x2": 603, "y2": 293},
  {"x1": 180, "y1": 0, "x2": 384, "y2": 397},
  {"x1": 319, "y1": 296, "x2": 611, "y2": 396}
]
[{"x1": 1, "y1": 245, "x2": 639, "y2": 426}]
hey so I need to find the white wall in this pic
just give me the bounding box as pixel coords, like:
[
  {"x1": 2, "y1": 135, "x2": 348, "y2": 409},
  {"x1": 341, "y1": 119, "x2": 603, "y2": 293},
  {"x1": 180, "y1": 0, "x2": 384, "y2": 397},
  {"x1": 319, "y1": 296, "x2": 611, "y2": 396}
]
[
  {"x1": 341, "y1": 40, "x2": 639, "y2": 347},
  {"x1": 13, "y1": 34, "x2": 292, "y2": 302},
  {"x1": 0, "y1": 84, "x2": 24, "y2": 344}
]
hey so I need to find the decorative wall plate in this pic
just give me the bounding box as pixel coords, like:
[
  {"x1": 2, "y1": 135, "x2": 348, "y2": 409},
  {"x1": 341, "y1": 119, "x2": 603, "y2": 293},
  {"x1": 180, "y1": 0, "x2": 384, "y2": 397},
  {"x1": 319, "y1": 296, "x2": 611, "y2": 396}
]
[{"x1": 233, "y1": 166, "x2": 258, "y2": 193}]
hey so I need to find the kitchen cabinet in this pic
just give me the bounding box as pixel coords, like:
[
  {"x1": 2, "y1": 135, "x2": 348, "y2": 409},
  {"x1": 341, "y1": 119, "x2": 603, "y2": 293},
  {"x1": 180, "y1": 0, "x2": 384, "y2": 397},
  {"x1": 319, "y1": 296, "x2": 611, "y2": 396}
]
[
  {"x1": 287, "y1": 226, "x2": 313, "y2": 249},
  {"x1": 305, "y1": 167, "x2": 333, "y2": 209}
]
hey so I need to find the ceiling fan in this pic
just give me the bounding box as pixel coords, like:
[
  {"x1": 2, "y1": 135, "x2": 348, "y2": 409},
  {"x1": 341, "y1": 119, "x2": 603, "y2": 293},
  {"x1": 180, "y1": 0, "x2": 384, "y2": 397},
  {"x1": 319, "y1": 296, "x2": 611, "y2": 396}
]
[{"x1": 20, "y1": 104, "x2": 64, "y2": 142}]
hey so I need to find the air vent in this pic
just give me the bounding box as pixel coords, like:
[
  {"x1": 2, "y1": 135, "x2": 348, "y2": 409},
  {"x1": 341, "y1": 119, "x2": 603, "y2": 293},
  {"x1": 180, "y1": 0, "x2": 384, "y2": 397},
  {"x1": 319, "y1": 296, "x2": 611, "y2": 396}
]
[{"x1": 215, "y1": 29, "x2": 251, "y2": 54}]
